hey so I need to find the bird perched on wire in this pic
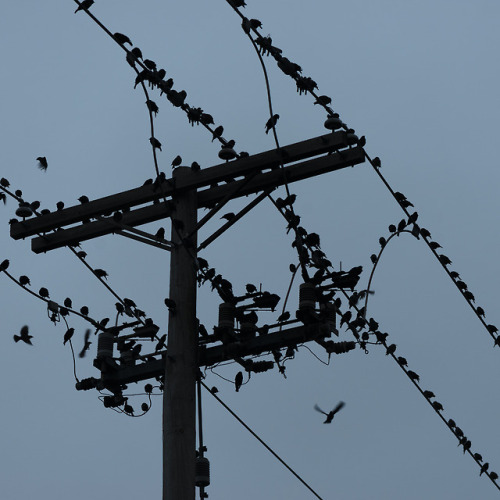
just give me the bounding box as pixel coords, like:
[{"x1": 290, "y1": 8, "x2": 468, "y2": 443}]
[
  {"x1": 314, "y1": 401, "x2": 345, "y2": 423},
  {"x1": 14, "y1": 325, "x2": 33, "y2": 345},
  {"x1": 36, "y1": 157, "x2": 48, "y2": 171},
  {"x1": 150, "y1": 137, "x2": 162, "y2": 151},
  {"x1": 235, "y1": 371, "x2": 243, "y2": 392},
  {"x1": 113, "y1": 32, "x2": 132, "y2": 45},
  {"x1": 265, "y1": 114, "x2": 280, "y2": 134},
  {"x1": 75, "y1": 0, "x2": 94, "y2": 13}
]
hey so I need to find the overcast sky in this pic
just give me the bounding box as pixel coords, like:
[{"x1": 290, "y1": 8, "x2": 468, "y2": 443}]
[{"x1": 1, "y1": 1, "x2": 500, "y2": 499}]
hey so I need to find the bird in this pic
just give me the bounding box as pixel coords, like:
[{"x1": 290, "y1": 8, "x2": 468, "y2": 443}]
[
  {"x1": 246, "y1": 283, "x2": 257, "y2": 294},
  {"x1": 113, "y1": 32, "x2": 132, "y2": 45},
  {"x1": 480, "y1": 462, "x2": 489, "y2": 476},
  {"x1": 146, "y1": 100, "x2": 159, "y2": 116},
  {"x1": 210, "y1": 386, "x2": 219, "y2": 394},
  {"x1": 490, "y1": 472, "x2": 499, "y2": 481},
  {"x1": 476, "y1": 306, "x2": 485, "y2": 317},
  {"x1": 150, "y1": 137, "x2": 162, "y2": 151},
  {"x1": 63, "y1": 328, "x2": 75, "y2": 345},
  {"x1": 80, "y1": 306, "x2": 89, "y2": 316},
  {"x1": 212, "y1": 125, "x2": 224, "y2": 142},
  {"x1": 164, "y1": 298, "x2": 176, "y2": 313},
  {"x1": 156, "y1": 334, "x2": 167, "y2": 351},
  {"x1": 0, "y1": 259, "x2": 10, "y2": 271},
  {"x1": 19, "y1": 275, "x2": 31, "y2": 286},
  {"x1": 94, "y1": 269, "x2": 108, "y2": 280},
  {"x1": 221, "y1": 212, "x2": 235, "y2": 222},
  {"x1": 407, "y1": 370, "x2": 420, "y2": 382},
  {"x1": 314, "y1": 95, "x2": 332, "y2": 106},
  {"x1": 39, "y1": 287, "x2": 49, "y2": 298},
  {"x1": 56, "y1": 201, "x2": 64, "y2": 211},
  {"x1": 277, "y1": 311, "x2": 290, "y2": 322},
  {"x1": 438, "y1": 254, "x2": 452, "y2": 266},
  {"x1": 36, "y1": 157, "x2": 48, "y2": 171},
  {"x1": 78, "y1": 195, "x2": 89, "y2": 204},
  {"x1": 13, "y1": 325, "x2": 33, "y2": 345},
  {"x1": 265, "y1": 114, "x2": 279, "y2": 134},
  {"x1": 473, "y1": 453, "x2": 483, "y2": 462},
  {"x1": 314, "y1": 401, "x2": 345, "y2": 423},
  {"x1": 64, "y1": 297, "x2": 73, "y2": 308},
  {"x1": 191, "y1": 161, "x2": 201, "y2": 172},
  {"x1": 432, "y1": 401, "x2": 443, "y2": 412},
  {"x1": 171, "y1": 155, "x2": 182, "y2": 169},
  {"x1": 155, "y1": 227, "x2": 165, "y2": 241},
  {"x1": 386, "y1": 344, "x2": 396, "y2": 356},
  {"x1": 423, "y1": 390, "x2": 435, "y2": 399},
  {"x1": 75, "y1": 0, "x2": 94, "y2": 13},
  {"x1": 235, "y1": 371, "x2": 243, "y2": 392},
  {"x1": 78, "y1": 329, "x2": 92, "y2": 358}
]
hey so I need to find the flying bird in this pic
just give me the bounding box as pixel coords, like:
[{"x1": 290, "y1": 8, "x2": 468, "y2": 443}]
[
  {"x1": 36, "y1": 157, "x2": 48, "y2": 171},
  {"x1": 75, "y1": 0, "x2": 94, "y2": 13},
  {"x1": 14, "y1": 325, "x2": 33, "y2": 345},
  {"x1": 78, "y1": 329, "x2": 92, "y2": 358},
  {"x1": 314, "y1": 401, "x2": 345, "y2": 423},
  {"x1": 265, "y1": 114, "x2": 280, "y2": 134}
]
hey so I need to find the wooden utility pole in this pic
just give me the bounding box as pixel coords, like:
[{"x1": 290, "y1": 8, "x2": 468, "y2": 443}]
[
  {"x1": 164, "y1": 168, "x2": 198, "y2": 500},
  {"x1": 11, "y1": 132, "x2": 365, "y2": 499}
]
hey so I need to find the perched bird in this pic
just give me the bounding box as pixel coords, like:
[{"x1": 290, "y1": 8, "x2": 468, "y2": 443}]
[
  {"x1": 277, "y1": 311, "x2": 290, "y2": 322},
  {"x1": 78, "y1": 195, "x2": 89, "y2": 204},
  {"x1": 80, "y1": 306, "x2": 89, "y2": 316},
  {"x1": 78, "y1": 329, "x2": 92, "y2": 358},
  {"x1": 13, "y1": 325, "x2": 33, "y2": 345},
  {"x1": 432, "y1": 401, "x2": 443, "y2": 412},
  {"x1": 314, "y1": 95, "x2": 332, "y2": 106},
  {"x1": 265, "y1": 114, "x2": 280, "y2": 134},
  {"x1": 429, "y1": 241, "x2": 442, "y2": 250},
  {"x1": 476, "y1": 307, "x2": 485, "y2": 318},
  {"x1": 210, "y1": 386, "x2": 219, "y2": 394},
  {"x1": 212, "y1": 125, "x2": 224, "y2": 142},
  {"x1": 439, "y1": 254, "x2": 452, "y2": 266},
  {"x1": 407, "y1": 370, "x2": 420, "y2": 382},
  {"x1": 398, "y1": 357, "x2": 408, "y2": 367},
  {"x1": 146, "y1": 100, "x2": 159, "y2": 116},
  {"x1": 113, "y1": 32, "x2": 132, "y2": 45},
  {"x1": 246, "y1": 283, "x2": 257, "y2": 294},
  {"x1": 480, "y1": 462, "x2": 489, "y2": 476},
  {"x1": 171, "y1": 155, "x2": 182, "y2": 169},
  {"x1": 36, "y1": 157, "x2": 48, "y2": 171},
  {"x1": 235, "y1": 371, "x2": 243, "y2": 392},
  {"x1": 164, "y1": 298, "x2": 176, "y2": 313},
  {"x1": 386, "y1": 344, "x2": 396, "y2": 356},
  {"x1": 473, "y1": 453, "x2": 483, "y2": 462},
  {"x1": 314, "y1": 401, "x2": 345, "y2": 423},
  {"x1": 75, "y1": 0, "x2": 94, "y2": 14},
  {"x1": 490, "y1": 472, "x2": 499, "y2": 481},
  {"x1": 221, "y1": 212, "x2": 235, "y2": 222},
  {"x1": 39, "y1": 287, "x2": 49, "y2": 298},
  {"x1": 423, "y1": 390, "x2": 435, "y2": 399},
  {"x1": 94, "y1": 269, "x2": 108, "y2": 280},
  {"x1": 64, "y1": 297, "x2": 73, "y2": 308},
  {"x1": 150, "y1": 137, "x2": 162, "y2": 151},
  {"x1": 56, "y1": 201, "x2": 64, "y2": 211},
  {"x1": 63, "y1": 328, "x2": 75, "y2": 345},
  {"x1": 155, "y1": 227, "x2": 165, "y2": 241},
  {"x1": 0, "y1": 259, "x2": 10, "y2": 271},
  {"x1": 19, "y1": 275, "x2": 31, "y2": 286},
  {"x1": 191, "y1": 161, "x2": 201, "y2": 172},
  {"x1": 156, "y1": 334, "x2": 167, "y2": 351},
  {"x1": 77, "y1": 250, "x2": 87, "y2": 259}
]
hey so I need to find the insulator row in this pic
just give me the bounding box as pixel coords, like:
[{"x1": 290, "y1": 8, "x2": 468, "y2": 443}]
[
  {"x1": 195, "y1": 456, "x2": 210, "y2": 487},
  {"x1": 299, "y1": 283, "x2": 316, "y2": 310},
  {"x1": 97, "y1": 331, "x2": 114, "y2": 359},
  {"x1": 246, "y1": 360, "x2": 274, "y2": 373},
  {"x1": 324, "y1": 340, "x2": 356, "y2": 354},
  {"x1": 239, "y1": 322, "x2": 257, "y2": 340},
  {"x1": 75, "y1": 377, "x2": 98, "y2": 391}
]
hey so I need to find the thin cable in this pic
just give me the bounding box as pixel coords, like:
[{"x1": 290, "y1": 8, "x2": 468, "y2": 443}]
[{"x1": 201, "y1": 381, "x2": 324, "y2": 499}]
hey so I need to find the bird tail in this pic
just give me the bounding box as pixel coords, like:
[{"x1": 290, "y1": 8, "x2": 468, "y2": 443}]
[{"x1": 13, "y1": 335, "x2": 20, "y2": 342}]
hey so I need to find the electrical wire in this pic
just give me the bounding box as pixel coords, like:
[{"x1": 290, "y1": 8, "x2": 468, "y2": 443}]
[{"x1": 201, "y1": 380, "x2": 324, "y2": 500}]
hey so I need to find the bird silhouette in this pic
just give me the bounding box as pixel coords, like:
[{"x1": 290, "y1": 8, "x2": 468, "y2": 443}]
[
  {"x1": 277, "y1": 311, "x2": 290, "y2": 322},
  {"x1": 480, "y1": 462, "x2": 489, "y2": 476},
  {"x1": 314, "y1": 401, "x2": 345, "y2": 423},
  {"x1": 212, "y1": 125, "x2": 224, "y2": 142},
  {"x1": 235, "y1": 371, "x2": 243, "y2": 392},
  {"x1": 36, "y1": 157, "x2": 48, "y2": 171},
  {"x1": 75, "y1": 0, "x2": 94, "y2": 14},
  {"x1": 407, "y1": 370, "x2": 420, "y2": 382},
  {"x1": 63, "y1": 328, "x2": 75, "y2": 345},
  {"x1": 171, "y1": 155, "x2": 182, "y2": 169},
  {"x1": 19, "y1": 275, "x2": 31, "y2": 286},
  {"x1": 265, "y1": 114, "x2": 280, "y2": 134},
  {"x1": 155, "y1": 227, "x2": 165, "y2": 241},
  {"x1": 94, "y1": 269, "x2": 108, "y2": 280},
  {"x1": 150, "y1": 137, "x2": 162, "y2": 151},
  {"x1": 314, "y1": 95, "x2": 332, "y2": 106},
  {"x1": 78, "y1": 195, "x2": 89, "y2": 204},
  {"x1": 490, "y1": 472, "x2": 499, "y2": 481},
  {"x1": 221, "y1": 212, "x2": 235, "y2": 222},
  {"x1": 80, "y1": 306, "x2": 89, "y2": 316},
  {"x1": 78, "y1": 329, "x2": 92, "y2": 358},
  {"x1": 14, "y1": 325, "x2": 33, "y2": 345},
  {"x1": 146, "y1": 100, "x2": 159, "y2": 116},
  {"x1": 191, "y1": 161, "x2": 201, "y2": 172},
  {"x1": 113, "y1": 32, "x2": 132, "y2": 45},
  {"x1": 164, "y1": 298, "x2": 176, "y2": 314},
  {"x1": 246, "y1": 283, "x2": 257, "y2": 294},
  {"x1": 39, "y1": 287, "x2": 49, "y2": 298}
]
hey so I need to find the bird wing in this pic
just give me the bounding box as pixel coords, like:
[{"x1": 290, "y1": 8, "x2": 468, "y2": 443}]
[
  {"x1": 314, "y1": 404, "x2": 327, "y2": 415},
  {"x1": 20, "y1": 325, "x2": 29, "y2": 336},
  {"x1": 332, "y1": 401, "x2": 345, "y2": 415}
]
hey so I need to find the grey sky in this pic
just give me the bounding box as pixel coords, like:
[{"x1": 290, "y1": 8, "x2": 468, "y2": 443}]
[{"x1": 1, "y1": 1, "x2": 500, "y2": 499}]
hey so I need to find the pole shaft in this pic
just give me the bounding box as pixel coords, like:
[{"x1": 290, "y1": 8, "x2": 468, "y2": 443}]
[{"x1": 164, "y1": 168, "x2": 198, "y2": 500}]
